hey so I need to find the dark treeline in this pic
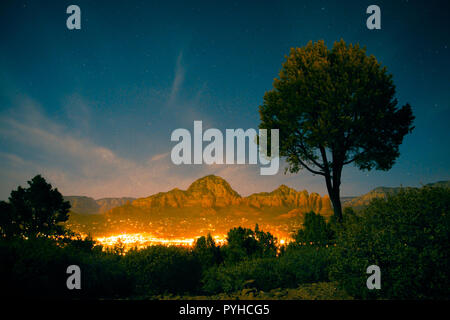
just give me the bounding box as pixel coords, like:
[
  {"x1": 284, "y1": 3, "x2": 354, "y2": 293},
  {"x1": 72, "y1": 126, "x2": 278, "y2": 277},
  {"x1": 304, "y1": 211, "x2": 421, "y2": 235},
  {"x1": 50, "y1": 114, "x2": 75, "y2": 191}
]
[{"x1": 0, "y1": 176, "x2": 449, "y2": 299}]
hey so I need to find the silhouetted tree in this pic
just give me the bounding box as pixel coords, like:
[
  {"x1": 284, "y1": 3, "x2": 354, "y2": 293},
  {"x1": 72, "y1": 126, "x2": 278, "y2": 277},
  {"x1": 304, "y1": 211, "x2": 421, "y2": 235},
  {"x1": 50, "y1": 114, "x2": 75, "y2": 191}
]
[
  {"x1": 194, "y1": 233, "x2": 222, "y2": 267},
  {"x1": 259, "y1": 40, "x2": 415, "y2": 221},
  {"x1": 0, "y1": 175, "x2": 71, "y2": 239},
  {"x1": 254, "y1": 224, "x2": 277, "y2": 257},
  {"x1": 293, "y1": 211, "x2": 334, "y2": 245},
  {"x1": 225, "y1": 227, "x2": 258, "y2": 262},
  {"x1": 224, "y1": 226, "x2": 277, "y2": 262}
]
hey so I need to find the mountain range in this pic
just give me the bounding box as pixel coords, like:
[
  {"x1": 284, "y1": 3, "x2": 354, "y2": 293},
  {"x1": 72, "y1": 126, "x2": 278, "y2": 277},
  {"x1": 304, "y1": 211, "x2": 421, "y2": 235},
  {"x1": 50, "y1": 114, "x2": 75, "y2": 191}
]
[
  {"x1": 65, "y1": 175, "x2": 332, "y2": 238},
  {"x1": 341, "y1": 180, "x2": 450, "y2": 210},
  {"x1": 64, "y1": 176, "x2": 449, "y2": 239},
  {"x1": 66, "y1": 175, "x2": 332, "y2": 215},
  {"x1": 63, "y1": 196, "x2": 135, "y2": 214}
]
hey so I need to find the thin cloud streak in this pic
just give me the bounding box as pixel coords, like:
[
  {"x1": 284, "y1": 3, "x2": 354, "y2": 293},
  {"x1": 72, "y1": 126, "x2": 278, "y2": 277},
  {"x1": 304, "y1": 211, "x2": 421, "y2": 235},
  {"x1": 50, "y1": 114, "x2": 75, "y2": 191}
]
[{"x1": 168, "y1": 52, "x2": 185, "y2": 106}]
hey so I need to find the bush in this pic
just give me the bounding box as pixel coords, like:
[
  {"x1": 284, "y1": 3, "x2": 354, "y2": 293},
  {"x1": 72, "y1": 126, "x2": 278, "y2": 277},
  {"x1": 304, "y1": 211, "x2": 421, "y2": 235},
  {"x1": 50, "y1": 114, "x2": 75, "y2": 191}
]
[
  {"x1": 123, "y1": 245, "x2": 202, "y2": 295},
  {"x1": 201, "y1": 258, "x2": 279, "y2": 294},
  {"x1": 278, "y1": 245, "x2": 333, "y2": 286},
  {"x1": 193, "y1": 234, "x2": 222, "y2": 270},
  {"x1": 201, "y1": 245, "x2": 333, "y2": 295},
  {"x1": 293, "y1": 211, "x2": 335, "y2": 245},
  {"x1": 221, "y1": 225, "x2": 277, "y2": 264},
  {"x1": 0, "y1": 237, "x2": 132, "y2": 299},
  {"x1": 330, "y1": 186, "x2": 450, "y2": 299}
]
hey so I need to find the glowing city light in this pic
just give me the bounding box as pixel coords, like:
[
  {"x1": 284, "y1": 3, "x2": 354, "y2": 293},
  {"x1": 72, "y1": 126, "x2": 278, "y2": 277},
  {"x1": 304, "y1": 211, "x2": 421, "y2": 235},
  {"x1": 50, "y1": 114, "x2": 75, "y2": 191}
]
[{"x1": 90, "y1": 233, "x2": 290, "y2": 252}]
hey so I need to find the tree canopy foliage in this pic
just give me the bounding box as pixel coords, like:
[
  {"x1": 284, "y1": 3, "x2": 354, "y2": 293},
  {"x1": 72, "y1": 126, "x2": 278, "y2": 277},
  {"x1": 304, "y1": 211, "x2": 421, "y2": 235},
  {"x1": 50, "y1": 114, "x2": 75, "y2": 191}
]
[
  {"x1": 259, "y1": 40, "x2": 415, "y2": 221},
  {"x1": 224, "y1": 225, "x2": 277, "y2": 263},
  {"x1": 293, "y1": 211, "x2": 335, "y2": 245},
  {"x1": 0, "y1": 175, "x2": 70, "y2": 239}
]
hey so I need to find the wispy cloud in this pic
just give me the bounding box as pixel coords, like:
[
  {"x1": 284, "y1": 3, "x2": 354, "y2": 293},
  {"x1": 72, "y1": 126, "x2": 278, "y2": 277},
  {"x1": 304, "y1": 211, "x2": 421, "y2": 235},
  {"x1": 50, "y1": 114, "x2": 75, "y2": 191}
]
[
  {"x1": 151, "y1": 152, "x2": 169, "y2": 161},
  {"x1": 168, "y1": 51, "x2": 185, "y2": 106},
  {"x1": 163, "y1": 50, "x2": 216, "y2": 129}
]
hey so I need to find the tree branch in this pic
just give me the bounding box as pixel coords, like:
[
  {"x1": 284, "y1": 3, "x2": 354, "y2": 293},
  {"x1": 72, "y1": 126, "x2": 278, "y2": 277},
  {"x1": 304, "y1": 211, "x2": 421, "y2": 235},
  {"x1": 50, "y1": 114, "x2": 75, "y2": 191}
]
[
  {"x1": 343, "y1": 149, "x2": 366, "y2": 165},
  {"x1": 295, "y1": 129, "x2": 325, "y2": 170},
  {"x1": 288, "y1": 147, "x2": 325, "y2": 176},
  {"x1": 296, "y1": 157, "x2": 326, "y2": 176}
]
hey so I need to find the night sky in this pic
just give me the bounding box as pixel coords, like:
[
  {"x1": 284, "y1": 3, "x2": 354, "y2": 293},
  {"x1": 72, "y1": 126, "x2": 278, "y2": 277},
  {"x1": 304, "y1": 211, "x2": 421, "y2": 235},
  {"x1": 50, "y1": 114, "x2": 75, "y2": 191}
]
[{"x1": 0, "y1": 0, "x2": 448, "y2": 199}]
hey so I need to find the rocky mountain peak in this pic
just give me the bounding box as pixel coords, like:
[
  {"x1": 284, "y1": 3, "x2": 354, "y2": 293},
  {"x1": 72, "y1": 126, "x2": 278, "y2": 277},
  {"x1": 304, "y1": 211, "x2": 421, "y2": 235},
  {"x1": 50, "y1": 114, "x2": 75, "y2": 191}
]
[
  {"x1": 187, "y1": 175, "x2": 239, "y2": 194},
  {"x1": 272, "y1": 184, "x2": 297, "y2": 195}
]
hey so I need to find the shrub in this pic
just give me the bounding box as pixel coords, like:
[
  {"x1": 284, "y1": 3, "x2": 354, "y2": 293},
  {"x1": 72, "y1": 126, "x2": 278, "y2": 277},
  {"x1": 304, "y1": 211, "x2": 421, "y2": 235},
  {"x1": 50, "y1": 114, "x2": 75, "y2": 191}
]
[
  {"x1": 201, "y1": 258, "x2": 279, "y2": 294},
  {"x1": 278, "y1": 245, "x2": 333, "y2": 286},
  {"x1": 201, "y1": 245, "x2": 333, "y2": 295},
  {"x1": 221, "y1": 225, "x2": 277, "y2": 264},
  {"x1": 193, "y1": 234, "x2": 222, "y2": 270},
  {"x1": 123, "y1": 245, "x2": 202, "y2": 295},
  {"x1": 293, "y1": 211, "x2": 335, "y2": 245},
  {"x1": 0, "y1": 237, "x2": 132, "y2": 299},
  {"x1": 330, "y1": 186, "x2": 450, "y2": 299}
]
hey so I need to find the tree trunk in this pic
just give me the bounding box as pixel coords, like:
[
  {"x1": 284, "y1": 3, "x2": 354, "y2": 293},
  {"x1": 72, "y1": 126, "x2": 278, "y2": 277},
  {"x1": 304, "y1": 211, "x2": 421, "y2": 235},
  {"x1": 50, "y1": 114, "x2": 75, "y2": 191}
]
[
  {"x1": 330, "y1": 187, "x2": 343, "y2": 222},
  {"x1": 319, "y1": 146, "x2": 344, "y2": 222},
  {"x1": 324, "y1": 174, "x2": 343, "y2": 223}
]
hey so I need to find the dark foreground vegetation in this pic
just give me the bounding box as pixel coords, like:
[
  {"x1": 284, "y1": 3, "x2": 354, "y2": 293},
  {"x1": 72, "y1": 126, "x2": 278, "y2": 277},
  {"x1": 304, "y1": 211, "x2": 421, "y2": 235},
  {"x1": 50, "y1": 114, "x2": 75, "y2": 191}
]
[{"x1": 0, "y1": 176, "x2": 449, "y2": 299}]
